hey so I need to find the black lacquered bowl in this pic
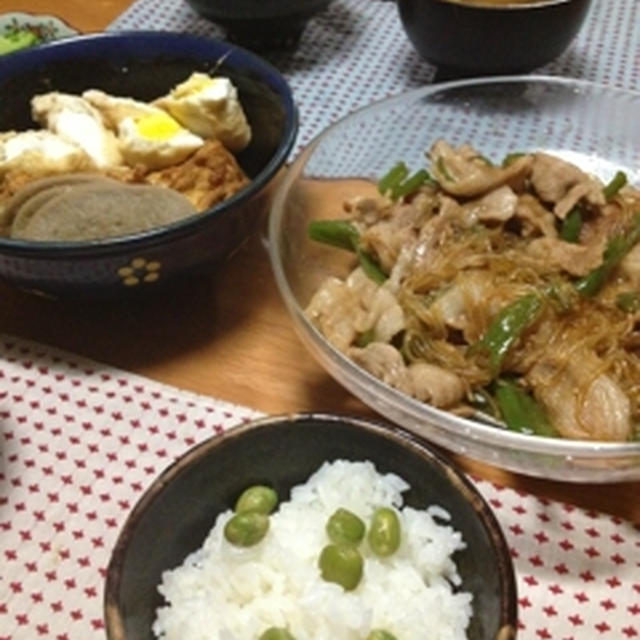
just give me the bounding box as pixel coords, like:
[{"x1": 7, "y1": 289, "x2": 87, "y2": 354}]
[
  {"x1": 397, "y1": 0, "x2": 592, "y2": 78},
  {"x1": 0, "y1": 31, "x2": 297, "y2": 298},
  {"x1": 104, "y1": 413, "x2": 517, "y2": 640},
  {"x1": 184, "y1": 0, "x2": 334, "y2": 50}
]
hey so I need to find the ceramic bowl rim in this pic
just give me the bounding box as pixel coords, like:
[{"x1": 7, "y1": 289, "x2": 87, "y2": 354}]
[
  {"x1": 414, "y1": 0, "x2": 587, "y2": 11},
  {"x1": 103, "y1": 411, "x2": 518, "y2": 638}
]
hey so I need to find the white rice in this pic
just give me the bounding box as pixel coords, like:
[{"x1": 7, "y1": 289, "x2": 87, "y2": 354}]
[{"x1": 153, "y1": 459, "x2": 473, "y2": 640}]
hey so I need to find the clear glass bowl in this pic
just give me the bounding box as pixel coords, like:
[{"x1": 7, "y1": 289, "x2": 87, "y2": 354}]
[{"x1": 268, "y1": 76, "x2": 640, "y2": 483}]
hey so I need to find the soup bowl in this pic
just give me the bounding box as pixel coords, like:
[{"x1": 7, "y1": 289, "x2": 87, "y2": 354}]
[{"x1": 397, "y1": 0, "x2": 592, "y2": 77}]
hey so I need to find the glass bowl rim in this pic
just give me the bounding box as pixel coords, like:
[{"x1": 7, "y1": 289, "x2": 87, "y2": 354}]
[{"x1": 269, "y1": 74, "x2": 640, "y2": 459}]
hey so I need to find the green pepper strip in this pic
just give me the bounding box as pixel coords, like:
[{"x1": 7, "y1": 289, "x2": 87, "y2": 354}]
[
  {"x1": 575, "y1": 213, "x2": 640, "y2": 297},
  {"x1": 474, "y1": 154, "x2": 493, "y2": 166},
  {"x1": 616, "y1": 291, "x2": 640, "y2": 313},
  {"x1": 436, "y1": 157, "x2": 454, "y2": 182},
  {"x1": 355, "y1": 328, "x2": 376, "y2": 348},
  {"x1": 559, "y1": 206, "x2": 583, "y2": 243},
  {"x1": 502, "y1": 152, "x2": 526, "y2": 168},
  {"x1": 391, "y1": 169, "x2": 432, "y2": 200},
  {"x1": 308, "y1": 219, "x2": 359, "y2": 251},
  {"x1": 603, "y1": 170, "x2": 628, "y2": 201},
  {"x1": 378, "y1": 162, "x2": 409, "y2": 196},
  {"x1": 472, "y1": 293, "x2": 543, "y2": 376},
  {"x1": 494, "y1": 379, "x2": 558, "y2": 437},
  {"x1": 307, "y1": 220, "x2": 387, "y2": 284}
]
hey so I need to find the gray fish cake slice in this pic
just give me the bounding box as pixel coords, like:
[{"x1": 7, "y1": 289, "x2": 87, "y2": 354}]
[
  {"x1": 4, "y1": 173, "x2": 118, "y2": 234},
  {"x1": 13, "y1": 183, "x2": 197, "y2": 242}
]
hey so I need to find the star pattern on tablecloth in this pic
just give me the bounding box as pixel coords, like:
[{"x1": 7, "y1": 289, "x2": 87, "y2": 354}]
[
  {"x1": 476, "y1": 480, "x2": 640, "y2": 639},
  {"x1": 1, "y1": 335, "x2": 640, "y2": 639},
  {"x1": 0, "y1": 338, "x2": 260, "y2": 640}
]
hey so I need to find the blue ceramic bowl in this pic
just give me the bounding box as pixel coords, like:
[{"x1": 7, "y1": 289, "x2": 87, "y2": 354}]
[{"x1": 0, "y1": 31, "x2": 297, "y2": 298}]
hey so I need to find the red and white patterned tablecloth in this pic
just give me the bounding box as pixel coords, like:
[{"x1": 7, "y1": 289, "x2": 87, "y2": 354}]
[
  {"x1": 1, "y1": 335, "x2": 639, "y2": 640},
  {"x1": 2, "y1": 1, "x2": 640, "y2": 638}
]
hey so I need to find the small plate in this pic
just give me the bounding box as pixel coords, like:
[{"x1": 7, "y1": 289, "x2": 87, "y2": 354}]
[{"x1": 0, "y1": 11, "x2": 78, "y2": 55}]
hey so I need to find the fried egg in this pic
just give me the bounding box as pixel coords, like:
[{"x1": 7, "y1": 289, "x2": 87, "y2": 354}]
[
  {"x1": 116, "y1": 111, "x2": 204, "y2": 170},
  {"x1": 82, "y1": 89, "x2": 160, "y2": 129},
  {"x1": 81, "y1": 89, "x2": 205, "y2": 170},
  {"x1": 0, "y1": 130, "x2": 93, "y2": 175},
  {"x1": 31, "y1": 92, "x2": 123, "y2": 168},
  {"x1": 154, "y1": 72, "x2": 252, "y2": 152}
]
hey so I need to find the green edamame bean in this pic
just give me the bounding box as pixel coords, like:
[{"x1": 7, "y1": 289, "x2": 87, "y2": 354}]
[
  {"x1": 235, "y1": 485, "x2": 278, "y2": 515},
  {"x1": 326, "y1": 508, "x2": 366, "y2": 546},
  {"x1": 368, "y1": 507, "x2": 401, "y2": 557},
  {"x1": 224, "y1": 511, "x2": 269, "y2": 547},
  {"x1": 318, "y1": 543, "x2": 363, "y2": 591},
  {"x1": 367, "y1": 630, "x2": 398, "y2": 640},
  {"x1": 258, "y1": 627, "x2": 296, "y2": 640}
]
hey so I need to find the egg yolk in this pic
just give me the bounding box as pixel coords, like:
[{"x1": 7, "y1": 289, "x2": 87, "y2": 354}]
[{"x1": 135, "y1": 113, "x2": 183, "y2": 141}]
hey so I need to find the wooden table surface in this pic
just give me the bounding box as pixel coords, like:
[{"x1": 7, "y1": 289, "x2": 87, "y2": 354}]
[{"x1": 2, "y1": 0, "x2": 639, "y2": 524}]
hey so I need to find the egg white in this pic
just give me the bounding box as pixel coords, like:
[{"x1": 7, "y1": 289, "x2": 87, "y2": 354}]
[
  {"x1": 155, "y1": 73, "x2": 252, "y2": 152},
  {"x1": 31, "y1": 92, "x2": 123, "y2": 168},
  {"x1": 117, "y1": 111, "x2": 204, "y2": 170}
]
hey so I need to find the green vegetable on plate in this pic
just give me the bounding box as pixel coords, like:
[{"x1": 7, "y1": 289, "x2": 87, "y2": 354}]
[
  {"x1": 0, "y1": 30, "x2": 39, "y2": 55},
  {"x1": 378, "y1": 162, "x2": 409, "y2": 197},
  {"x1": 616, "y1": 291, "x2": 640, "y2": 313},
  {"x1": 308, "y1": 219, "x2": 387, "y2": 284},
  {"x1": 575, "y1": 213, "x2": 640, "y2": 297},
  {"x1": 472, "y1": 293, "x2": 543, "y2": 376},
  {"x1": 559, "y1": 206, "x2": 583, "y2": 243},
  {"x1": 494, "y1": 378, "x2": 558, "y2": 437},
  {"x1": 602, "y1": 170, "x2": 627, "y2": 201}
]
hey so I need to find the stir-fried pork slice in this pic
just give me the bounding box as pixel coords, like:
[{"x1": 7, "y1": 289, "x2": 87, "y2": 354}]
[
  {"x1": 462, "y1": 185, "x2": 518, "y2": 224},
  {"x1": 427, "y1": 270, "x2": 500, "y2": 342},
  {"x1": 396, "y1": 195, "x2": 474, "y2": 285},
  {"x1": 362, "y1": 221, "x2": 417, "y2": 274},
  {"x1": 358, "y1": 284, "x2": 406, "y2": 343},
  {"x1": 306, "y1": 277, "x2": 361, "y2": 352},
  {"x1": 407, "y1": 362, "x2": 467, "y2": 407},
  {"x1": 429, "y1": 140, "x2": 532, "y2": 198},
  {"x1": 527, "y1": 350, "x2": 632, "y2": 441},
  {"x1": 620, "y1": 243, "x2": 640, "y2": 286},
  {"x1": 360, "y1": 192, "x2": 438, "y2": 272},
  {"x1": 579, "y1": 200, "x2": 634, "y2": 254},
  {"x1": 530, "y1": 153, "x2": 605, "y2": 218},
  {"x1": 344, "y1": 194, "x2": 391, "y2": 226},
  {"x1": 348, "y1": 342, "x2": 467, "y2": 407},
  {"x1": 555, "y1": 182, "x2": 598, "y2": 220},
  {"x1": 306, "y1": 268, "x2": 405, "y2": 351},
  {"x1": 306, "y1": 268, "x2": 378, "y2": 352},
  {"x1": 348, "y1": 342, "x2": 413, "y2": 395},
  {"x1": 515, "y1": 193, "x2": 558, "y2": 237},
  {"x1": 525, "y1": 236, "x2": 606, "y2": 277}
]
